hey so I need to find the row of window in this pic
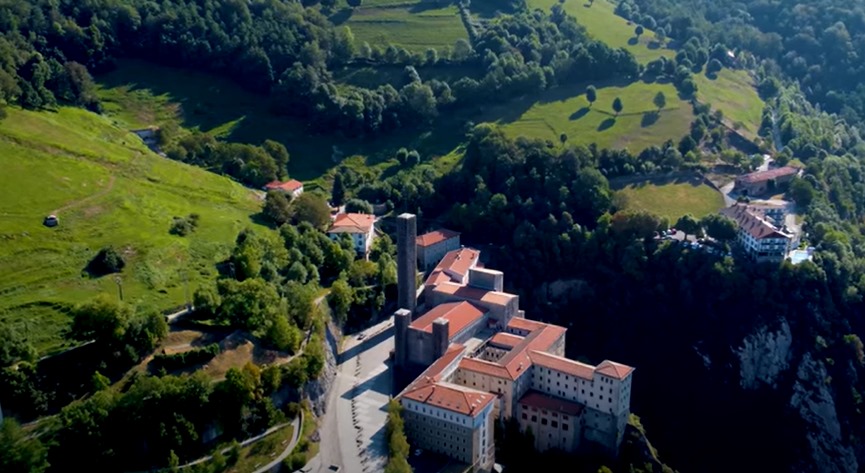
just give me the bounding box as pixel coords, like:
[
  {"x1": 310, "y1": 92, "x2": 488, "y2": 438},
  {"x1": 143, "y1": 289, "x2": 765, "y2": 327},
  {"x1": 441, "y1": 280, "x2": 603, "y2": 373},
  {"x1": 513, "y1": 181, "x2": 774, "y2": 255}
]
[{"x1": 522, "y1": 413, "x2": 570, "y2": 430}]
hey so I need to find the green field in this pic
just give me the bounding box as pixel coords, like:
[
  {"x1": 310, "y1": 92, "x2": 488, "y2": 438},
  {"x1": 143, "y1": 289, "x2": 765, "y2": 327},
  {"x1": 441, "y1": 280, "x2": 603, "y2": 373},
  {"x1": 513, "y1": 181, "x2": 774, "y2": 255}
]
[
  {"x1": 492, "y1": 81, "x2": 692, "y2": 152},
  {"x1": 526, "y1": 0, "x2": 674, "y2": 64},
  {"x1": 0, "y1": 107, "x2": 263, "y2": 354},
  {"x1": 615, "y1": 178, "x2": 725, "y2": 220},
  {"x1": 695, "y1": 68, "x2": 764, "y2": 138},
  {"x1": 332, "y1": 1, "x2": 467, "y2": 53},
  {"x1": 97, "y1": 60, "x2": 471, "y2": 186}
]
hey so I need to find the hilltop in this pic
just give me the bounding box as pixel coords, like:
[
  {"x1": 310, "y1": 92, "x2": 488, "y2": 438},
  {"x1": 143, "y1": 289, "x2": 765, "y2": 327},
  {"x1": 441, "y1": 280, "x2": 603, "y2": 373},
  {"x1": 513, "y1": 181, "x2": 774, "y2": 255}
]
[{"x1": 0, "y1": 107, "x2": 263, "y2": 355}]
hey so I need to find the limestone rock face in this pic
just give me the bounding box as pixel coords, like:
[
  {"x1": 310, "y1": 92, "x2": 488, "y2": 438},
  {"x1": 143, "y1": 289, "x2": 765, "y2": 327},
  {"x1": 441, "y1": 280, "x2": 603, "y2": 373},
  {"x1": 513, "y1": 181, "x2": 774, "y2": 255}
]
[
  {"x1": 737, "y1": 318, "x2": 793, "y2": 390},
  {"x1": 304, "y1": 323, "x2": 339, "y2": 417},
  {"x1": 789, "y1": 353, "x2": 858, "y2": 473}
]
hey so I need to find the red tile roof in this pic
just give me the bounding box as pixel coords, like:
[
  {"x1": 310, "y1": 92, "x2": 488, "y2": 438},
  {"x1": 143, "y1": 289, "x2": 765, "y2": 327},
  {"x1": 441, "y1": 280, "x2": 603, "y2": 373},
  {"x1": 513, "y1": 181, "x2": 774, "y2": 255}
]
[
  {"x1": 458, "y1": 357, "x2": 513, "y2": 379},
  {"x1": 264, "y1": 179, "x2": 303, "y2": 192},
  {"x1": 489, "y1": 332, "x2": 524, "y2": 349},
  {"x1": 432, "y1": 281, "x2": 517, "y2": 307},
  {"x1": 596, "y1": 360, "x2": 635, "y2": 380},
  {"x1": 400, "y1": 344, "x2": 466, "y2": 395},
  {"x1": 409, "y1": 301, "x2": 487, "y2": 339},
  {"x1": 401, "y1": 382, "x2": 495, "y2": 417},
  {"x1": 417, "y1": 229, "x2": 460, "y2": 247},
  {"x1": 519, "y1": 390, "x2": 584, "y2": 416},
  {"x1": 736, "y1": 166, "x2": 798, "y2": 184},
  {"x1": 424, "y1": 248, "x2": 480, "y2": 287},
  {"x1": 506, "y1": 317, "x2": 547, "y2": 333},
  {"x1": 721, "y1": 204, "x2": 791, "y2": 240},
  {"x1": 459, "y1": 321, "x2": 566, "y2": 380},
  {"x1": 529, "y1": 350, "x2": 595, "y2": 380},
  {"x1": 328, "y1": 213, "x2": 374, "y2": 234}
]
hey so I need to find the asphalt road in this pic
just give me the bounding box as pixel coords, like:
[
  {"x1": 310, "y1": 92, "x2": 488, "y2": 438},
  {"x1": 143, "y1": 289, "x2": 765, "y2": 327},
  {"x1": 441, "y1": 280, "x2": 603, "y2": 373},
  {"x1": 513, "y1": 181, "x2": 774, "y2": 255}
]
[{"x1": 310, "y1": 318, "x2": 395, "y2": 473}]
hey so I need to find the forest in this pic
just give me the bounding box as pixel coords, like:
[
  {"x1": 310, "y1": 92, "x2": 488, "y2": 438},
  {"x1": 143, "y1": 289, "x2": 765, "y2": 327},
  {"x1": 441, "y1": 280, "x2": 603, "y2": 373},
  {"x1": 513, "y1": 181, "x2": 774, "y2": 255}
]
[{"x1": 3, "y1": 0, "x2": 865, "y2": 471}]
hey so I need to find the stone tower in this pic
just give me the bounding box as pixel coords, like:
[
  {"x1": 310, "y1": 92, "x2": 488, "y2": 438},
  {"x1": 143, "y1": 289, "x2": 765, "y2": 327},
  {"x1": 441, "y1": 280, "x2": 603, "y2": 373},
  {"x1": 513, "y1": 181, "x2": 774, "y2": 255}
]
[
  {"x1": 394, "y1": 309, "x2": 412, "y2": 368},
  {"x1": 397, "y1": 213, "x2": 417, "y2": 314}
]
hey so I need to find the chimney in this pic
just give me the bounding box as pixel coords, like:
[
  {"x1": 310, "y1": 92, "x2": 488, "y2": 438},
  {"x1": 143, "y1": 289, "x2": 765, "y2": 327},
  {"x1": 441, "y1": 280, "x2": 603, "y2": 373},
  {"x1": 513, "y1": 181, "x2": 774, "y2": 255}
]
[{"x1": 397, "y1": 213, "x2": 418, "y2": 314}]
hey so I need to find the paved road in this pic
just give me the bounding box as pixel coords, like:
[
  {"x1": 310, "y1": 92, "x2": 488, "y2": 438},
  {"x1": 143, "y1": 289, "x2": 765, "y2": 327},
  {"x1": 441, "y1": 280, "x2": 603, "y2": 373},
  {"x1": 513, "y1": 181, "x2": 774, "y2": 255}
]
[{"x1": 311, "y1": 318, "x2": 395, "y2": 473}]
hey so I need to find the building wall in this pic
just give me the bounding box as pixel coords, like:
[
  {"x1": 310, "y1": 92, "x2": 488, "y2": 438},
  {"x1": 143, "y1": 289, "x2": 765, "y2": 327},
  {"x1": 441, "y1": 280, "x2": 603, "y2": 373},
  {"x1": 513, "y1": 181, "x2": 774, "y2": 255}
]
[
  {"x1": 401, "y1": 399, "x2": 494, "y2": 469},
  {"x1": 407, "y1": 329, "x2": 435, "y2": 366},
  {"x1": 327, "y1": 231, "x2": 373, "y2": 256},
  {"x1": 418, "y1": 237, "x2": 461, "y2": 270},
  {"x1": 517, "y1": 401, "x2": 582, "y2": 452},
  {"x1": 453, "y1": 367, "x2": 532, "y2": 419},
  {"x1": 528, "y1": 365, "x2": 632, "y2": 453}
]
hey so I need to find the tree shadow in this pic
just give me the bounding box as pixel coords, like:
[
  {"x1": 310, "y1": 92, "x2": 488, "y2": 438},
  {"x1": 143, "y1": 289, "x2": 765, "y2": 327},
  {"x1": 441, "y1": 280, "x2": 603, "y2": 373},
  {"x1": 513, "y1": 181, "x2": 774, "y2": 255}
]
[
  {"x1": 627, "y1": 37, "x2": 639, "y2": 46},
  {"x1": 329, "y1": 7, "x2": 354, "y2": 25},
  {"x1": 647, "y1": 41, "x2": 662, "y2": 50},
  {"x1": 641, "y1": 111, "x2": 659, "y2": 127},
  {"x1": 641, "y1": 74, "x2": 658, "y2": 84},
  {"x1": 570, "y1": 107, "x2": 590, "y2": 121},
  {"x1": 598, "y1": 117, "x2": 616, "y2": 131},
  {"x1": 705, "y1": 71, "x2": 719, "y2": 80},
  {"x1": 409, "y1": 1, "x2": 451, "y2": 13}
]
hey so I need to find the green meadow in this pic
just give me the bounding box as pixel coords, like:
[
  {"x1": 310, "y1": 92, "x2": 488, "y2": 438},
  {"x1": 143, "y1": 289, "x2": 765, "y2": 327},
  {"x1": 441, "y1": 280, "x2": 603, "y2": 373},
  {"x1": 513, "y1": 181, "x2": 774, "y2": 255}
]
[
  {"x1": 493, "y1": 81, "x2": 692, "y2": 152},
  {"x1": 0, "y1": 107, "x2": 263, "y2": 354}
]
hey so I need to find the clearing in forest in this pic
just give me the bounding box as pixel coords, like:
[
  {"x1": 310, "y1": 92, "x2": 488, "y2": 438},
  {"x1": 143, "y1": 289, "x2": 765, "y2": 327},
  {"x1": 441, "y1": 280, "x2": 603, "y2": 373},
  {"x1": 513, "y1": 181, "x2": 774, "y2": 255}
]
[
  {"x1": 526, "y1": 0, "x2": 674, "y2": 64},
  {"x1": 614, "y1": 176, "x2": 726, "y2": 220},
  {"x1": 97, "y1": 60, "x2": 468, "y2": 186},
  {"x1": 331, "y1": 0, "x2": 467, "y2": 53},
  {"x1": 694, "y1": 68, "x2": 765, "y2": 139},
  {"x1": 0, "y1": 106, "x2": 262, "y2": 355},
  {"x1": 493, "y1": 81, "x2": 693, "y2": 152}
]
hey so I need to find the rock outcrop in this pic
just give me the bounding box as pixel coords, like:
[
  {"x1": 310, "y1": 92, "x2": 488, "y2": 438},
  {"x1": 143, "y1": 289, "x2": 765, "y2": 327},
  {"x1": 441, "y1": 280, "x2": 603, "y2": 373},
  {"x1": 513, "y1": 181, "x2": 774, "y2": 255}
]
[
  {"x1": 737, "y1": 318, "x2": 793, "y2": 390},
  {"x1": 789, "y1": 353, "x2": 858, "y2": 473},
  {"x1": 303, "y1": 322, "x2": 339, "y2": 417}
]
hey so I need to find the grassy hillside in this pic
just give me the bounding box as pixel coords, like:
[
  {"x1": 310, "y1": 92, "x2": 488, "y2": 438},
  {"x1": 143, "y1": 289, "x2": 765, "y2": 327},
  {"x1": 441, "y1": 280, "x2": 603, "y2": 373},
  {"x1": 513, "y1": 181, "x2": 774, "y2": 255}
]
[
  {"x1": 333, "y1": 1, "x2": 467, "y2": 52},
  {"x1": 493, "y1": 81, "x2": 692, "y2": 152},
  {"x1": 97, "y1": 60, "x2": 471, "y2": 186},
  {"x1": 526, "y1": 0, "x2": 674, "y2": 64},
  {"x1": 0, "y1": 107, "x2": 263, "y2": 355},
  {"x1": 615, "y1": 177, "x2": 725, "y2": 220},
  {"x1": 695, "y1": 69, "x2": 765, "y2": 139}
]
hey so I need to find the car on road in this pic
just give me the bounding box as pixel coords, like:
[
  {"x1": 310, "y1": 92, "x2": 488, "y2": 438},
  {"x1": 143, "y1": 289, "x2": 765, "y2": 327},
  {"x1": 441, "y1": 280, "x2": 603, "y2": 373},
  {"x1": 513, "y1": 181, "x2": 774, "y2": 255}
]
[
  {"x1": 356, "y1": 333, "x2": 366, "y2": 340},
  {"x1": 328, "y1": 465, "x2": 341, "y2": 472}
]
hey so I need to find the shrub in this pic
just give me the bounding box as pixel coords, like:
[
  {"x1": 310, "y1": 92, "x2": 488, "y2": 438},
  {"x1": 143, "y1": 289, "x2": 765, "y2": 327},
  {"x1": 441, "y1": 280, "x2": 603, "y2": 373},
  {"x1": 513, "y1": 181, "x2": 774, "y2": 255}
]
[
  {"x1": 151, "y1": 343, "x2": 220, "y2": 371},
  {"x1": 86, "y1": 246, "x2": 126, "y2": 276},
  {"x1": 169, "y1": 213, "x2": 200, "y2": 236}
]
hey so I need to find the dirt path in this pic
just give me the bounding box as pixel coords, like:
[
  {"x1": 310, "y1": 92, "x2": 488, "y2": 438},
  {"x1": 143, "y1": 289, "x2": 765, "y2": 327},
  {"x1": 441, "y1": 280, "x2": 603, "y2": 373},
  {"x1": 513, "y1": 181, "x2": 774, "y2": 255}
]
[{"x1": 52, "y1": 174, "x2": 116, "y2": 214}]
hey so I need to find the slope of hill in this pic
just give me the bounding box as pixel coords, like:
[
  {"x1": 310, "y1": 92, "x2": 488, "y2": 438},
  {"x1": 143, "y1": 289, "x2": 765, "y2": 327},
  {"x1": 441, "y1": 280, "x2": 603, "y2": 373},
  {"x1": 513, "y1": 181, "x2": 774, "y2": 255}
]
[{"x1": 0, "y1": 107, "x2": 263, "y2": 355}]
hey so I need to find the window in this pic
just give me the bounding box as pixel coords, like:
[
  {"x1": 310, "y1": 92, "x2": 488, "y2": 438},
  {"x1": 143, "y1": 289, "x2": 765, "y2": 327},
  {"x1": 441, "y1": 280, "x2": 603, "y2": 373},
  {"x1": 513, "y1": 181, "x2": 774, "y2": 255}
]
[
  {"x1": 531, "y1": 415, "x2": 537, "y2": 422},
  {"x1": 541, "y1": 418, "x2": 548, "y2": 425},
  {"x1": 562, "y1": 423, "x2": 569, "y2": 431},
  {"x1": 522, "y1": 413, "x2": 527, "y2": 420},
  {"x1": 551, "y1": 421, "x2": 558, "y2": 428}
]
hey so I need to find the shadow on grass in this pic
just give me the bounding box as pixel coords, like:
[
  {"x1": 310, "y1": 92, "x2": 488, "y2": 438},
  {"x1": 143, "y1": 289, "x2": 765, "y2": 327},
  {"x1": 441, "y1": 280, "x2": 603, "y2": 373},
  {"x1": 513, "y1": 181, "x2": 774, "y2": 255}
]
[
  {"x1": 598, "y1": 117, "x2": 616, "y2": 131},
  {"x1": 608, "y1": 171, "x2": 707, "y2": 190},
  {"x1": 570, "y1": 107, "x2": 590, "y2": 121},
  {"x1": 628, "y1": 37, "x2": 639, "y2": 46},
  {"x1": 641, "y1": 111, "x2": 659, "y2": 127},
  {"x1": 647, "y1": 41, "x2": 663, "y2": 50},
  {"x1": 329, "y1": 7, "x2": 354, "y2": 25},
  {"x1": 705, "y1": 71, "x2": 719, "y2": 80}
]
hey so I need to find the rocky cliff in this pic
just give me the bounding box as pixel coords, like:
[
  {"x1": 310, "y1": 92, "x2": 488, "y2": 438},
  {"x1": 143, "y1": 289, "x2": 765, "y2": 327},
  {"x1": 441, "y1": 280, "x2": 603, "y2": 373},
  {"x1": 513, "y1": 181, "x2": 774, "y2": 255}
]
[
  {"x1": 303, "y1": 322, "x2": 339, "y2": 417},
  {"x1": 789, "y1": 353, "x2": 859, "y2": 473},
  {"x1": 737, "y1": 318, "x2": 793, "y2": 390}
]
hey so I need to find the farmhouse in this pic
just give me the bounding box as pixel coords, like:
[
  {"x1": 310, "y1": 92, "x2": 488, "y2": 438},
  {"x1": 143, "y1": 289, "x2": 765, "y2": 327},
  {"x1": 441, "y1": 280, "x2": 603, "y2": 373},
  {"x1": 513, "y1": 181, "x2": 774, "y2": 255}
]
[
  {"x1": 394, "y1": 214, "x2": 633, "y2": 471},
  {"x1": 327, "y1": 212, "x2": 375, "y2": 257},
  {"x1": 733, "y1": 166, "x2": 799, "y2": 196},
  {"x1": 417, "y1": 228, "x2": 461, "y2": 270},
  {"x1": 263, "y1": 179, "x2": 304, "y2": 199},
  {"x1": 721, "y1": 203, "x2": 794, "y2": 263}
]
